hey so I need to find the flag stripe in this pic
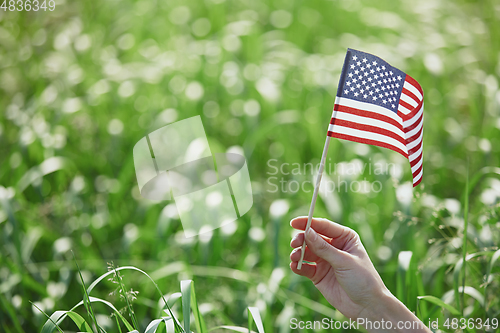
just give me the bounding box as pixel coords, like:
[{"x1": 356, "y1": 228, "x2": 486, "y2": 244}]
[
  {"x1": 330, "y1": 109, "x2": 405, "y2": 140},
  {"x1": 404, "y1": 78, "x2": 423, "y2": 100},
  {"x1": 400, "y1": 93, "x2": 418, "y2": 108},
  {"x1": 333, "y1": 104, "x2": 403, "y2": 131},
  {"x1": 329, "y1": 118, "x2": 406, "y2": 147},
  {"x1": 334, "y1": 97, "x2": 402, "y2": 125},
  {"x1": 327, "y1": 130, "x2": 408, "y2": 158},
  {"x1": 402, "y1": 87, "x2": 420, "y2": 105}
]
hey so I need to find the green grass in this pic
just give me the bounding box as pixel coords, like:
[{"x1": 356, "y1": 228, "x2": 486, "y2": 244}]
[{"x1": 1, "y1": 0, "x2": 500, "y2": 332}]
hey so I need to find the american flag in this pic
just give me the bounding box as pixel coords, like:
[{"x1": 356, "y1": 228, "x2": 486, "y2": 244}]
[{"x1": 328, "y1": 49, "x2": 424, "y2": 187}]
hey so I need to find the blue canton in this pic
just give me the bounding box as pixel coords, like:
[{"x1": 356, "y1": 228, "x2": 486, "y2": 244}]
[{"x1": 337, "y1": 49, "x2": 407, "y2": 114}]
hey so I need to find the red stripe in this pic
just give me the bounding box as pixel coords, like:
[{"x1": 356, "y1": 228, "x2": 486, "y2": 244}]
[
  {"x1": 413, "y1": 174, "x2": 422, "y2": 187},
  {"x1": 406, "y1": 126, "x2": 423, "y2": 145},
  {"x1": 327, "y1": 131, "x2": 408, "y2": 158},
  {"x1": 330, "y1": 118, "x2": 406, "y2": 145},
  {"x1": 399, "y1": 99, "x2": 414, "y2": 112},
  {"x1": 404, "y1": 110, "x2": 423, "y2": 133},
  {"x1": 405, "y1": 75, "x2": 423, "y2": 96},
  {"x1": 333, "y1": 104, "x2": 403, "y2": 131},
  {"x1": 412, "y1": 163, "x2": 423, "y2": 179},
  {"x1": 408, "y1": 136, "x2": 423, "y2": 157},
  {"x1": 410, "y1": 153, "x2": 422, "y2": 167},
  {"x1": 401, "y1": 100, "x2": 424, "y2": 122},
  {"x1": 402, "y1": 88, "x2": 420, "y2": 105}
]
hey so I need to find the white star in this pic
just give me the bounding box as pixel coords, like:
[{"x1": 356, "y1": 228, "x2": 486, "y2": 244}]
[
  {"x1": 389, "y1": 71, "x2": 393, "y2": 75},
  {"x1": 364, "y1": 72, "x2": 369, "y2": 77},
  {"x1": 397, "y1": 75, "x2": 402, "y2": 81},
  {"x1": 393, "y1": 77, "x2": 397, "y2": 82},
  {"x1": 370, "y1": 69, "x2": 375, "y2": 74},
  {"x1": 385, "y1": 92, "x2": 389, "y2": 96},
  {"x1": 350, "y1": 87, "x2": 355, "y2": 91},
  {"x1": 360, "y1": 88, "x2": 364, "y2": 93},
  {"x1": 365, "y1": 85, "x2": 370, "y2": 90},
  {"x1": 382, "y1": 65, "x2": 386, "y2": 70},
  {"x1": 376, "y1": 67, "x2": 381, "y2": 71},
  {"x1": 353, "y1": 55, "x2": 358, "y2": 61},
  {"x1": 364, "y1": 94, "x2": 368, "y2": 98},
  {"x1": 389, "y1": 91, "x2": 393, "y2": 95},
  {"x1": 378, "y1": 81, "x2": 382, "y2": 85},
  {"x1": 395, "y1": 83, "x2": 400, "y2": 88},
  {"x1": 374, "y1": 74, "x2": 379, "y2": 79},
  {"x1": 353, "y1": 78, "x2": 357, "y2": 83},
  {"x1": 369, "y1": 90, "x2": 374, "y2": 95},
  {"x1": 383, "y1": 79, "x2": 387, "y2": 84},
  {"x1": 367, "y1": 63, "x2": 371, "y2": 68},
  {"x1": 375, "y1": 88, "x2": 380, "y2": 93},
  {"x1": 362, "y1": 80, "x2": 367, "y2": 85},
  {"x1": 373, "y1": 61, "x2": 377, "y2": 66},
  {"x1": 360, "y1": 66, "x2": 365, "y2": 71},
  {"x1": 354, "y1": 92, "x2": 359, "y2": 97},
  {"x1": 392, "y1": 104, "x2": 396, "y2": 108},
  {"x1": 354, "y1": 70, "x2": 359, "y2": 75},
  {"x1": 346, "y1": 81, "x2": 351, "y2": 86},
  {"x1": 357, "y1": 61, "x2": 361, "y2": 66},
  {"x1": 373, "y1": 96, "x2": 378, "y2": 101},
  {"x1": 356, "y1": 84, "x2": 361, "y2": 88},
  {"x1": 368, "y1": 77, "x2": 372, "y2": 82},
  {"x1": 358, "y1": 75, "x2": 363, "y2": 80},
  {"x1": 344, "y1": 89, "x2": 349, "y2": 94},
  {"x1": 350, "y1": 64, "x2": 355, "y2": 69},
  {"x1": 382, "y1": 99, "x2": 387, "y2": 104},
  {"x1": 379, "y1": 94, "x2": 383, "y2": 98},
  {"x1": 372, "y1": 83, "x2": 376, "y2": 87},
  {"x1": 348, "y1": 73, "x2": 353, "y2": 78},
  {"x1": 381, "y1": 85, "x2": 386, "y2": 90},
  {"x1": 362, "y1": 58, "x2": 367, "y2": 63}
]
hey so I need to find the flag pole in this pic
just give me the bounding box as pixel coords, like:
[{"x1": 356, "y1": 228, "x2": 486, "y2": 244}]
[{"x1": 297, "y1": 135, "x2": 331, "y2": 270}]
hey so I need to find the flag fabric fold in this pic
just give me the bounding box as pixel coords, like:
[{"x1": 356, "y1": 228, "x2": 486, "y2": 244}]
[{"x1": 328, "y1": 48, "x2": 424, "y2": 187}]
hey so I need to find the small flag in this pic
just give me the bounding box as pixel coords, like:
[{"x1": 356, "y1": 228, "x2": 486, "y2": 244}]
[{"x1": 328, "y1": 48, "x2": 424, "y2": 187}]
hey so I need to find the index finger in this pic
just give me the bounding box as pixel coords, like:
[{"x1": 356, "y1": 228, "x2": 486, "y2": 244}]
[{"x1": 290, "y1": 216, "x2": 354, "y2": 242}]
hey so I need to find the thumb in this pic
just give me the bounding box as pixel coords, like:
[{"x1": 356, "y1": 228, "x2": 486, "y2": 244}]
[{"x1": 305, "y1": 227, "x2": 349, "y2": 267}]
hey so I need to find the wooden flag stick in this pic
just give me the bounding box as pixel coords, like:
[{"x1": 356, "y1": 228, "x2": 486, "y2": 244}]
[{"x1": 297, "y1": 135, "x2": 331, "y2": 270}]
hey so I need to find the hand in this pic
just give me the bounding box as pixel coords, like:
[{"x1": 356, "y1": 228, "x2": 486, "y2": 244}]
[{"x1": 290, "y1": 217, "x2": 431, "y2": 332}]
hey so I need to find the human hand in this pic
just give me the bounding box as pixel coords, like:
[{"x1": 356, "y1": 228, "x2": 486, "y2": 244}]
[{"x1": 290, "y1": 217, "x2": 431, "y2": 332}]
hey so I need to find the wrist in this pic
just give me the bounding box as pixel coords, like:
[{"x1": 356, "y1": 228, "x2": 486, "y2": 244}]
[{"x1": 358, "y1": 289, "x2": 430, "y2": 332}]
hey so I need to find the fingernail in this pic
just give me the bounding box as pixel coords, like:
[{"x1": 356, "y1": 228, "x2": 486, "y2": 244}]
[{"x1": 306, "y1": 228, "x2": 317, "y2": 241}]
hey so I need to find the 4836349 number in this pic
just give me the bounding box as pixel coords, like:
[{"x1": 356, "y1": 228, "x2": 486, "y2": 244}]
[
  {"x1": 443, "y1": 317, "x2": 498, "y2": 330},
  {"x1": 1, "y1": 0, "x2": 55, "y2": 11}
]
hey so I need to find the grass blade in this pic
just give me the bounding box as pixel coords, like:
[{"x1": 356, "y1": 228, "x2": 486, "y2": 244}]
[
  {"x1": 33, "y1": 305, "x2": 65, "y2": 333},
  {"x1": 247, "y1": 307, "x2": 265, "y2": 333},
  {"x1": 416, "y1": 296, "x2": 461, "y2": 316},
  {"x1": 461, "y1": 163, "x2": 469, "y2": 315}
]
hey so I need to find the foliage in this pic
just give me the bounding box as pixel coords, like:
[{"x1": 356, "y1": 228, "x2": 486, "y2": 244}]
[{"x1": 1, "y1": 0, "x2": 500, "y2": 331}]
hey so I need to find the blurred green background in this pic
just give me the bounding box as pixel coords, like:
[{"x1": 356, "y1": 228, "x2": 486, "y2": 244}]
[{"x1": 1, "y1": 0, "x2": 500, "y2": 331}]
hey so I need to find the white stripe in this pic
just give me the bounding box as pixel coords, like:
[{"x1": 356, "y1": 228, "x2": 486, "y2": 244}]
[
  {"x1": 406, "y1": 118, "x2": 423, "y2": 139},
  {"x1": 403, "y1": 105, "x2": 423, "y2": 128},
  {"x1": 403, "y1": 80, "x2": 423, "y2": 101},
  {"x1": 400, "y1": 93, "x2": 418, "y2": 108},
  {"x1": 331, "y1": 110, "x2": 406, "y2": 141},
  {"x1": 407, "y1": 131, "x2": 423, "y2": 151},
  {"x1": 334, "y1": 96, "x2": 402, "y2": 126},
  {"x1": 398, "y1": 104, "x2": 411, "y2": 115},
  {"x1": 413, "y1": 168, "x2": 423, "y2": 184},
  {"x1": 328, "y1": 123, "x2": 408, "y2": 155},
  {"x1": 411, "y1": 157, "x2": 423, "y2": 173},
  {"x1": 409, "y1": 145, "x2": 423, "y2": 162}
]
